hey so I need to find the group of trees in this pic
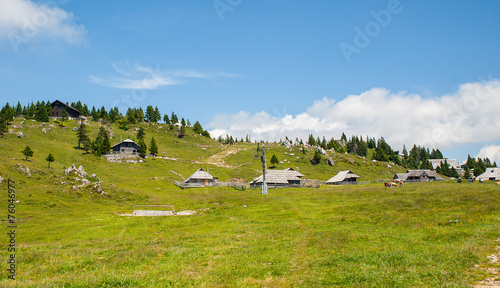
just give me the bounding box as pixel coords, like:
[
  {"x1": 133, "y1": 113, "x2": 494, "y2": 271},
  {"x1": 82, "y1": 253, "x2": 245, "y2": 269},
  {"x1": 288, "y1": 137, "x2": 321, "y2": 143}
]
[
  {"x1": 400, "y1": 145, "x2": 443, "y2": 170},
  {"x1": 21, "y1": 145, "x2": 54, "y2": 168},
  {"x1": 463, "y1": 155, "x2": 497, "y2": 177},
  {"x1": 136, "y1": 127, "x2": 158, "y2": 157}
]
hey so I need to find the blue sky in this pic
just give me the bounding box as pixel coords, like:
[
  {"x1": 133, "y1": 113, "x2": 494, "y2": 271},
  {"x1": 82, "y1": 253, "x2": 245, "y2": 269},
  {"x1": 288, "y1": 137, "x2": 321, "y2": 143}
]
[{"x1": 1, "y1": 0, "x2": 500, "y2": 163}]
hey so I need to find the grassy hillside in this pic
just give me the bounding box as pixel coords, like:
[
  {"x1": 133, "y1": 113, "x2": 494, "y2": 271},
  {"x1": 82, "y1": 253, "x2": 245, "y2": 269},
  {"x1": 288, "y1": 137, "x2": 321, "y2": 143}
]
[{"x1": 0, "y1": 118, "x2": 499, "y2": 287}]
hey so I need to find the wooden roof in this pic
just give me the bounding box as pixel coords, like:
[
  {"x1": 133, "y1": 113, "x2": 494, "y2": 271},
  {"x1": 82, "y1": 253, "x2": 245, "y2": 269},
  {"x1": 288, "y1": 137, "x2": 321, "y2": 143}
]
[
  {"x1": 184, "y1": 168, "x2": 214, "y2": 183},
  {"x1": 51, "y1": 100, "x2": 81, "y2": 115},
  {"x1": 477, "y1": 168, "x2": 500, "y2": 180},
  {"x1": 111, "y1": 139, "x2": 139, "y2": 149},
  {"x1": 250, "y1": 168, "x2": 304, "y2": 184},
  {"x1": 325, "y1": 170, "x2": 360, "y2": 184},
  {"x1": 394, "y1": 170, "x2": 445, "y2": 181}
]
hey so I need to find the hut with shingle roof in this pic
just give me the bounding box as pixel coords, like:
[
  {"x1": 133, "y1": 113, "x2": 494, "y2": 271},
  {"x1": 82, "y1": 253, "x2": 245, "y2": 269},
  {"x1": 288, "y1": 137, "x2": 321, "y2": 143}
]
[
  {"x1": 249, "y1": 168, "x2": 304, "y2": 188},
  {"x1": 111, "y1": 139, "x2": 140, "y2": 154},
  {"x1": 393, "y1": 170, "x2": 445, "y2": 182},
  {"x1": 184, "y1": 168, "x2": 217, "y2": 186},
  {"x1": 325, "y1": 170, "x2": 360, "y2": 185},
  {"x1": 477, "y1": 168, "x2": 500, "y2": 181}
]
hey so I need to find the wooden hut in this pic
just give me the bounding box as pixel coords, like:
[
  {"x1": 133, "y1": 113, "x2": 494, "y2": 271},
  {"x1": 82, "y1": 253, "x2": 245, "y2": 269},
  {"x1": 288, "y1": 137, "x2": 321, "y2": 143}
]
[
  {"x1": 249, "y1": 168, "x2": 305, "y2": 188},
  {"x1": 477, "y1": 168, "x2": 500, "y2": 181},
  {"x1": 184, "y1": 168, "x2": 216, "y2": 186},
  {"x1": 51, "y1": 100, "x2": 82, "y2": 119},
  {"x1": 325, "y1": 170, "x2": 360, "y2": 185},
  {"x1": 111, "y1": 139, "x2": 140, "y2": 154},
  {"x1": 394, "y1": 170, "x2": 445, "y2": 182}
]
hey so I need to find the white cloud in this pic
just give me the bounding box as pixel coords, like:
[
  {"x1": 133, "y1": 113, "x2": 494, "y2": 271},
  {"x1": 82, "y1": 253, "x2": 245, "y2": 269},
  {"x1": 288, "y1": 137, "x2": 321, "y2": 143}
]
[
  {"x1": 475, "y1": 145, "x2": 500, "y2": 165},
  {"x1": 89, "y1": 63, "x2": 238, "y2": 90},
  {"x1": 208, "y1": 79, "x2": 500, "y2": 153},
  {"x1": 0, "y1": 0, "x2": 85, "y2": 48}
]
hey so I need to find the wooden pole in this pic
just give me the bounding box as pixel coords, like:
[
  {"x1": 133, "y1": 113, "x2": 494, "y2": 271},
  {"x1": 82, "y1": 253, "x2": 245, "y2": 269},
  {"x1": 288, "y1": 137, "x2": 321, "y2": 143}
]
[{"x1": 262, "y1": 145, "x2": 267, "y2": 195}]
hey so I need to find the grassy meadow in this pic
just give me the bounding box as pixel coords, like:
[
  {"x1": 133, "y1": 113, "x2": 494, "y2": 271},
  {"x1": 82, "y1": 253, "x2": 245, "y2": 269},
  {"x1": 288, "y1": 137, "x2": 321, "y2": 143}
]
[{"x1": 0, "y1": 118, "x2": 499, "y2": 287}]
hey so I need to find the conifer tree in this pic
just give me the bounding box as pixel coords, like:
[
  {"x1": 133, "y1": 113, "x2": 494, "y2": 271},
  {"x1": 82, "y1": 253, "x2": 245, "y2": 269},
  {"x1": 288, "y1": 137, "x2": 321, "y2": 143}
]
[
  {"x1": 22, "y1": 145, "x2": 34, "y2": 161},
  {"x1": 35, "y1": 105, "x2": 49, "y2": 122},
  {"x1": 163, "y1": 114, "x2": 170, "y2": 125},
  {"x1": 46, "y1": 152, "x2": 55, "y2": 168},
  {"x1": 138, "y1": 139, "x2": 147, "y2": 157},
  {"x1": 137, "y1": 127, "x2": 146, "y2": 141},
  {"x1": 149, "y1": 137, "x2": 158, "y2": 156},
  {"x1": 76, "y1": 121, "x2": 89, "y2": 149},
  {"x1": 0, "y1": 117, "x2": 7, "y2": 138},
  {"x1": 270, "y1": 154, "x2": 279, "y2": 167}
]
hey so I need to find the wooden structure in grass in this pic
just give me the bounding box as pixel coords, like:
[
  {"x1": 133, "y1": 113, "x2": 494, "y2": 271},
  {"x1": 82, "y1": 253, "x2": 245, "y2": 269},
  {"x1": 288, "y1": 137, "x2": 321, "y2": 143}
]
[
  {"x1": 51, "y1": 100, "x2": 82, "y2": 119},
  {"x1": 111, "y1": 139, "x2": 140, "y2": 154},
  {"x1": 325, "y1": 170, "x2": 360, "y2": 185},
  {"x1": 183, "y1": 168, "x2": 217, "y2": 187}
]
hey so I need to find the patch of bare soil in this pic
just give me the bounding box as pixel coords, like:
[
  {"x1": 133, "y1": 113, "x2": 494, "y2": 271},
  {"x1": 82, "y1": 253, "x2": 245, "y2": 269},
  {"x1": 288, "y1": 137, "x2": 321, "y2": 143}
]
[{"x1": 205, "y1": 147, "x2": 249, "y2": 168}]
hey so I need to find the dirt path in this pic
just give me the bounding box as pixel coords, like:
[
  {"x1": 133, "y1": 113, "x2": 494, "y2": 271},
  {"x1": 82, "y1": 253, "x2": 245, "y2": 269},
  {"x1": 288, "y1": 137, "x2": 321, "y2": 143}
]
[
  {"x1": 205, "y1": 147, "x2": 249, "y2": 168},
  {"x1": 473, "y1": 237, "x2": 500, "y2": 287}
]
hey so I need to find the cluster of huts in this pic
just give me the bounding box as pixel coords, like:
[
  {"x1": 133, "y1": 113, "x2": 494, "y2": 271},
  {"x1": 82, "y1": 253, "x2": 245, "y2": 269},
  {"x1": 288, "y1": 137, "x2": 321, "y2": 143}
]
[{"x1": 52, "y1": 100, "x2": 498, "y2": 187}]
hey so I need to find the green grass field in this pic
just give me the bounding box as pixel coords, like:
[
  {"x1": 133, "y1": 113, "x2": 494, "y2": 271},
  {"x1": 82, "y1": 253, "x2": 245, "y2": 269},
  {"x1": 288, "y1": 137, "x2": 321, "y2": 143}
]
[{"x1": 1, "y1": 118, "x2": 499, "y2": 287}]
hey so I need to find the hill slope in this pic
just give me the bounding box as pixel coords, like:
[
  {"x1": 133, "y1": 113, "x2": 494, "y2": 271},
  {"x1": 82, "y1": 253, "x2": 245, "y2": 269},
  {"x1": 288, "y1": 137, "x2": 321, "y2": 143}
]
[{"x1": 0, "y1": 118, "x2": 499, "y2": 287}]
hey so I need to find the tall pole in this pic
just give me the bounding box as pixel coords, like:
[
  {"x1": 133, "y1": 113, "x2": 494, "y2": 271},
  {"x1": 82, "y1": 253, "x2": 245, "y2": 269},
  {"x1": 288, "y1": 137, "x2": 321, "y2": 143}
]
[{"x1": 262, "y1": 145, "x2": 267, "y2": 195}]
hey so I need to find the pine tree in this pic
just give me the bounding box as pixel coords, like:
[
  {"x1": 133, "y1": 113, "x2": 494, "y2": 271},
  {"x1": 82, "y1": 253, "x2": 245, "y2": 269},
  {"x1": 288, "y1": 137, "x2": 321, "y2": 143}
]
[
  {"x1": 98, "y1": 127, "x2": 111, "y2": 154},
  {"x1": 22, "y1": 145, "x2": 34, "y2": 161},
  {"x1": 154, "y1": 106, "x2": 161, "y2": 122},
  {"x1": 171, "y1": 112, "x2": 178, "y2": 124},
  {"x1": 163, "y1": 114, "x2": 170, "y2": 124},
  {"x1": 137, "y1": 127, "x2": 146, "y2": 141},
  {"x1": 193, "y1": 121, "x2": 203, "y2": 134},
  {"x1": 312, "y1": 150, "x2": 322, "y2": 164},
  {"x1": 46, "y1": 152, "x2": 55, "y2": 168},
  {"x1": 35, "y1": 105, "x2": 49, "y2": 122},
  {"x1": 16, "y1": 102, "x2": 22, "y2": 117},
  {"x1": 83, "y1": 139, "x2": 91, "y2": 154},
  {"x1": 1, "y1": 103, "x2": 15, "y2": 122},
  {"x1": 149, "y1": 137, "x2": 158, "y2": 156},
  {"x1": 138, "y1": 139, "x2": 147, "y2": 157},
  {"x1": 0, "y1": 117, "x2": 7, "y2": 138},
  {"x1": 76, "y1": 121, "x2": 89, "y2": 149},
  {"x1": 181, "y1": 118, "x2": 186, "y2": 127},
  {"x1": 307, "y1": 134, "x2": 316, "y2": 146},
  {"x1": 145, "y1": 105, "x2": 155, "y2": 122},
  {"x1": 270, "y1": 154, "x2": 279, "y2": 167}
]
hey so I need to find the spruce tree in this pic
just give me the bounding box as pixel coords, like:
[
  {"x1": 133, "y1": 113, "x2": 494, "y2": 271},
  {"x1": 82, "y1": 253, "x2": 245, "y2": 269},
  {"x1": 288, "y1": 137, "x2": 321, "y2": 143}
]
[
  {"x1": 83, "y1": 139, "x2": 91, "y2": 154},
  {"x1": 270, "y1": 154, "x2": 279, "y2": 167},
  {"x1": 46, "y1": 152, "x2": 55, "y2": 168},
  {"x1": 35, "y1": 105, "x2": 49, "y2": 122},
  {"x1": 76, "y1": 121, "x2": 89, "y2": 148},
  {"x1": 149, "y1": 137, "x2": 158, "y2": 156},
  {"x1": 138, "y1": 139, "x2": 147, "y2": 157},
  {"x1": 22, "y1": 145, "x2": 34, "y2": 161},
  {"x1": 0, "y1": 117, "x2": 7, "y2": 138},
  {"x1": 163, "y1": 114, "x2": 170, "y2": 124},
  {"x1": 137, "y1": 127, "x2": 146, "y2": 141}
]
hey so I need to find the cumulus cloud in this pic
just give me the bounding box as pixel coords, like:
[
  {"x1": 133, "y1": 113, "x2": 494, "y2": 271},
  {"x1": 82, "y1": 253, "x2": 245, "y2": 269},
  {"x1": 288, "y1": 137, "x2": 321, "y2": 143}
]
[
  {"x1": 475, "y1": 145, "x2": 500, "y2": 165},
  {"x1": 0, "y1": 0, "x2": 85, "y2": 48},
  {"x1": 208, "y1": 79, "x2": 500, "y2": 153},
  {"x1": 89, "y1": 63, "x2": 239, "y2": 90}
]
